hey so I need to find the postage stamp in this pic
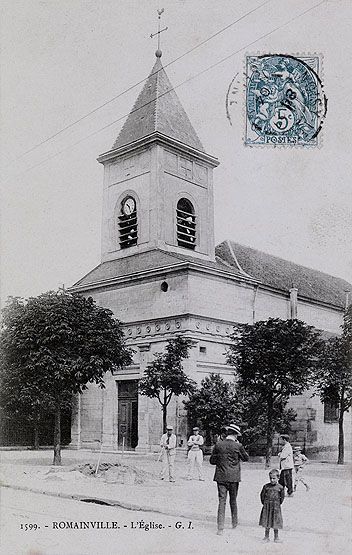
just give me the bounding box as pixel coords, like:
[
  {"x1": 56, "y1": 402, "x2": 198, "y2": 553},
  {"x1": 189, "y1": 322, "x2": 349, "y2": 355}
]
[{"x1": 244, "y1": 54, "x2": 327, "y2": 147}]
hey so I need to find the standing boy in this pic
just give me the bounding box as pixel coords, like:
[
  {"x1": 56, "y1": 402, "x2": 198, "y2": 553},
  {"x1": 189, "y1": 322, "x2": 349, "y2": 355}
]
[{"x1": 293, "y1": 446, "x2": 310, "y2": 491}]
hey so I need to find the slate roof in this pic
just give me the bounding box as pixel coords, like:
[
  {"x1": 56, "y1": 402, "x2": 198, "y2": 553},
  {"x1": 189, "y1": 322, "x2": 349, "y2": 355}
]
[
  {"x1": 72, "y1": 242, "x2": 351, "y2": 310},
  {"x1": 216, "y1": 240, "x2": 351, "y2": 309},
  {"x1": 111, "y1": 56, "x2": 205, "y2": 152},
  {"x1": 72, "y1": 248, "x2": 243, "y2": 289}
]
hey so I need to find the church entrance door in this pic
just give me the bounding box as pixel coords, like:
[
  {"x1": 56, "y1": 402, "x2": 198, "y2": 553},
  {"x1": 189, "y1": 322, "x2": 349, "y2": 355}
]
[{"x1": 117, "y1": 380, "x2": 138, "y2": 450}]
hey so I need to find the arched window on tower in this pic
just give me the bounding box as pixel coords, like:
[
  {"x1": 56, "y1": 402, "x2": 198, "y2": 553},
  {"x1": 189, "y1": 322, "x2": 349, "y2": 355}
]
[
  {"x1": 118, "y1": 196, "x2": 138, "y2": 249},
  {"x1": 176, "y1": 198, "x2": 196, "y2": 250}
]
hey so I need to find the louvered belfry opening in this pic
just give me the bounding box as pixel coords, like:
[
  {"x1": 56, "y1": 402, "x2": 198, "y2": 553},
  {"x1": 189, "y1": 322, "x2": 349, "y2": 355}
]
[
  {"x1": 176, "y1": 198, "x2": 196, "y2": 250},
  {"x1": 119, "y1": 200, "x2": 138, "y2": 249}
]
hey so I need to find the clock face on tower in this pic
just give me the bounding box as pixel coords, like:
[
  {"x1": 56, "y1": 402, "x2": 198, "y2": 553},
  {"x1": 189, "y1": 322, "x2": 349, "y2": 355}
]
[{"x1": 121, "y1": 196, "x2": 136, "y2": 216}]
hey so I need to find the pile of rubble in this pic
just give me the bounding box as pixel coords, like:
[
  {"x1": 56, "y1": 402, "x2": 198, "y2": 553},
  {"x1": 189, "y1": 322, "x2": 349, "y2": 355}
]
[{"x1": 77, "y1": 462, "x2": 157, "y2": 485}]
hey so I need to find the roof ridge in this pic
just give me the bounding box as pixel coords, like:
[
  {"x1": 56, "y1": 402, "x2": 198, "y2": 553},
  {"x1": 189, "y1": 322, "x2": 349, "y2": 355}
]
[
  {"x1": 153, "y1": 58, "x2": 161, "y2": 134},
  {"x1": 225, "y1": 239, "x2": 255, "y2": 279}
]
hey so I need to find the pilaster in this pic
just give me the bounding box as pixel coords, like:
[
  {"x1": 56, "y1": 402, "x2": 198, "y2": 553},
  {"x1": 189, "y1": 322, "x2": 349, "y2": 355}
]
[
  {"x1": 135, "y1": 394, "x2": 150, "y2": 453},
  {"x1": 101, "y1": 372, "x2": 118, "y2": 450},
  {"x1": 69, "y1": 393, "x2": 81, "y2": 449},
  {"x1": 289, "y1": 287, "x2": 298, "y2": 319}
]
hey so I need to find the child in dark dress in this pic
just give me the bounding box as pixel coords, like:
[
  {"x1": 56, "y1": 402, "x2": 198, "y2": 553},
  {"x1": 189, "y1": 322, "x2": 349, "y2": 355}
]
[{"x1": 259, "y1": 469, "x2": 285, "y2": 542}]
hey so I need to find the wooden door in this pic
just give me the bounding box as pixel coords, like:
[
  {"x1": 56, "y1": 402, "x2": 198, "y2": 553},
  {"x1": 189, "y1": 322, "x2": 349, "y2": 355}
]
[{"x1": 117, "y1": 380, "x2": 138, "y2": 450}]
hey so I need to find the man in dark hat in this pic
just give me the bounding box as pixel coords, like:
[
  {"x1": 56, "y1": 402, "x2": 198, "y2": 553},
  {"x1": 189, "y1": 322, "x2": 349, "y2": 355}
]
[{"x1": 210, "y1": 423, "x2": 249, "y2": 535}]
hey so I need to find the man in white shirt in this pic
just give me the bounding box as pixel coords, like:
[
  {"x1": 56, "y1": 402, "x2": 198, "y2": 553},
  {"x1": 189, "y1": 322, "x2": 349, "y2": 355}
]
[
  {"x1": 278, "y1": 434, "x2": 294, "y2": 496},
  {"x1": 187, "y1": 426, "x2": 205, "y2": 480},
  {"x1": 160, "y1": 424, "x2": 177, "y2": 482}
]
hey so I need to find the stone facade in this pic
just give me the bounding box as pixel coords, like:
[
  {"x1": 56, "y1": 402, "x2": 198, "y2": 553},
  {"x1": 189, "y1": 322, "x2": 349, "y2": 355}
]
[
  {"x1": 71, "y1": 262, "x2": 350, "y2": 453},
  {"x1": 70, "y1": 55, "x2": 350, "y2": 456}
]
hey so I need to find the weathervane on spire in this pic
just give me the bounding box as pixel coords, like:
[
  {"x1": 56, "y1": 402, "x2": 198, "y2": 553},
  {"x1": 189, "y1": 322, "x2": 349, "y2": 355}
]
[{"x1": 150, "y1": 8, "x2": 168, "y2": 58}]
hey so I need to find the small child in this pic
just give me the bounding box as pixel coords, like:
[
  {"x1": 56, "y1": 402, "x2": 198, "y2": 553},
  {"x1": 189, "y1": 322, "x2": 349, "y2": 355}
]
[
  {"x1": 293, "y1": 446, "x2": 310, "y2": 491},
  {"x1": 259, "y1": 469, "x2": 285, "y2": 543}
]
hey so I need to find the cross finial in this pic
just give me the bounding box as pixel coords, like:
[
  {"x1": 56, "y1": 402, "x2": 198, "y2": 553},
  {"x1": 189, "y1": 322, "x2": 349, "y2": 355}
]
[{"x1": 150, "y1": 8, "x2": 168, "y2": 58}]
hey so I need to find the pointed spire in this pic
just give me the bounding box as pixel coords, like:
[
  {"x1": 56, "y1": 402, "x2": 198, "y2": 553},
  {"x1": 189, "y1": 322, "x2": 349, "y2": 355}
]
[{"x1": 112, "y1": 56, "x2": 205, "y2": 152}]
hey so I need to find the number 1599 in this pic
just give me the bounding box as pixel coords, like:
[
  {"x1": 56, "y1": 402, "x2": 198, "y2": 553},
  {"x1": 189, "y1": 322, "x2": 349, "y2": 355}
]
[{"x1": 20, "y1": 523, "x2": 39, "y2": 531}]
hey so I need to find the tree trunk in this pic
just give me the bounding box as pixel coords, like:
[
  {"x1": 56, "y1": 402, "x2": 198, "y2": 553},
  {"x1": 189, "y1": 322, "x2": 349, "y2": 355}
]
[
  {"x1": 162, "y1": 389, "x2": 167, "y2": 432},
  {"x1": 265, "y1": 401, "x2": 274, "y2": 468},
  {"x1": 33, "y1": 418, "x2": 40, "y2": 450},
  {"x1": 337, "y1": 389, "x2": 345, "y2": 465},
  {"x1": 53, "y1": 405, "x2": 61, "y2": 466}
]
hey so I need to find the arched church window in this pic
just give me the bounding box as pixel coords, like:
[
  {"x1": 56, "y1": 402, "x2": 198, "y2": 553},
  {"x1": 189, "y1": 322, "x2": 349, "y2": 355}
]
[
  {"x1": 176, "y1": 198, "x2": 196, "y2": 250},
  {"x1": 118, "y1": 196, "x2": 138, "y2": 249}
]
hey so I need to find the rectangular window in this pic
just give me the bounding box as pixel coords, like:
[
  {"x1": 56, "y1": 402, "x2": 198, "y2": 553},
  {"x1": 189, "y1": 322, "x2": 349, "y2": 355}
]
[{"x1": 324, "y1": 400, "x2": 339, "y2": 423}]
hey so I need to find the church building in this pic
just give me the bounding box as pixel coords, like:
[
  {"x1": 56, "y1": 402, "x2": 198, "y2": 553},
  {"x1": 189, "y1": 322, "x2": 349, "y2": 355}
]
[{"x1": 70, "y1": 51, "x2": 351, "y2": 455}]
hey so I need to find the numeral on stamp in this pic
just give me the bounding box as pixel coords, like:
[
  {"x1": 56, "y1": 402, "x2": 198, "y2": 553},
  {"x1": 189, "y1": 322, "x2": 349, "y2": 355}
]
[{"x1": 245, "y1": 54, "x2": 327, "y2": 147}]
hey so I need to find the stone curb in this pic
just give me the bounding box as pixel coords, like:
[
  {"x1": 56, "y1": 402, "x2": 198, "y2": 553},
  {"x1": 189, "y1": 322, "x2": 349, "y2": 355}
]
[
  {"x1": 1, "y1": 480, "x2": 348, "y2": 538},
  {"x1": 1, "y1": 482, "x2": 213, "y2": 524}
]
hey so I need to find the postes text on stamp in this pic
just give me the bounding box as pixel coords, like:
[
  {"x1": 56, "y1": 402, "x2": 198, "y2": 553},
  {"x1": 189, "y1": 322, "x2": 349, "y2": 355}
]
[{"x1": 245, "y1": 54, "x2": 327, "y2": 147}]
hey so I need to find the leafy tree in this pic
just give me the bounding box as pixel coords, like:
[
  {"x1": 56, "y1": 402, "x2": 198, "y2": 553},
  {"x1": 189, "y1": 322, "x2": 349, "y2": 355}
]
[
  {"x1": 345, "y1": 304, "x2": 352, "y2": 337},
  {"x1": 184, "y1": 372, "x2": 296, "y2": 451},
  {"x1": 226, "y1": 318, "x2": 324, "y2": 466},
  {"x1": 139, "y1": 336, "x2": 196, "y2": 431},
  {"x1": 315, "y1": 306, "x2": 352, "y2": 464},
  {"x1": 232, "y1": 386, "x2": 297, "y2": 456},
  {"x1": 0, "y1": 292, "x2": 132, "y2": 465},
  {"x1": 184, "y1": 373, "x2": 242, "y2": 445},
  {"x1": 0, "y1": 373, "x2": 45, "y2": 450}
]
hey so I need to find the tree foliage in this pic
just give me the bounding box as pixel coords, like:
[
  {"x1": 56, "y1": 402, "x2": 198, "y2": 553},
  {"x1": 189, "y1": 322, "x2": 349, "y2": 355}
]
[
  {"x1": 344, "y1": 304, "x2": 352, "y2": 339},
  {"x1": 344, "y1": 304, "x2": 352, "y2": 373},
  {"x1": 233, "y1": 386, "x2": 297, "y2": 455},
  {"x1": 139, "y1": 336, "x2": 196, "y2": 431},
  {"x1": 0, "y1": 292, "x2": 132, "y2": 464},
  {"x1": 226, "y1": 318, "x2": 324, "y2": 466},
  {"x1": 184, "y1": 373, "x2": 243, "y2": 444},
  {"x1": 316, "y1": 336, "x2": 351, "y2": 408},
  {"x1": 315, "y1": 305, "x2": 352, "y2": 464}
]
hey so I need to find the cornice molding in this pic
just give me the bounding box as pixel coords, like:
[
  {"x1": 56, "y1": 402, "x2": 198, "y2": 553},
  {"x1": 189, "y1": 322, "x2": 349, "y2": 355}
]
[
  {"x1": 69, "y1": 258, "x2": 344, "y2": 313},
  {"x1": 121, "y1": 313, "x2": 236, "y2": 343},
  {"x1": 97, "y1": 132, "x2": 219, "y2": 168},
  {"x1": 69, "y1": 259, "x2": 257, "y2": 294}
]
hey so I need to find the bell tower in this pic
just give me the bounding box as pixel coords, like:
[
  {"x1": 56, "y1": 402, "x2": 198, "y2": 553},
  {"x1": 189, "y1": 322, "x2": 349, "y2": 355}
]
[
  {"x1": 97, "y1": 51, "x2": 219, "y2": 263},
  {"x1": 71, "y1": 39, "x2": 233, "y2": 455}
]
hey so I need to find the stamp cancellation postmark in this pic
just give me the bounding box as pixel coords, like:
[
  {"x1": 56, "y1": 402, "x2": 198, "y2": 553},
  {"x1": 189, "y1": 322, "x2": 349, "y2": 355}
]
[{"x1": 244, "y1": 54, "x2": 327, "y2": 147}]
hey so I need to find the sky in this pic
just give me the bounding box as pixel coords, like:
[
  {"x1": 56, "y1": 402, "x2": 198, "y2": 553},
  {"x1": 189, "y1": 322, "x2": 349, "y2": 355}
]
[{"x1": 1, "y1": 0, "x2": 351, "y2": 306}]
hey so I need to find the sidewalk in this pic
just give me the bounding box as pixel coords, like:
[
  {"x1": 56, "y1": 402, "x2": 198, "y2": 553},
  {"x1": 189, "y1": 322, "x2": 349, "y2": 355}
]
[{"x1": 1, "y1": 449, "x2": 351, "y2": 553}]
